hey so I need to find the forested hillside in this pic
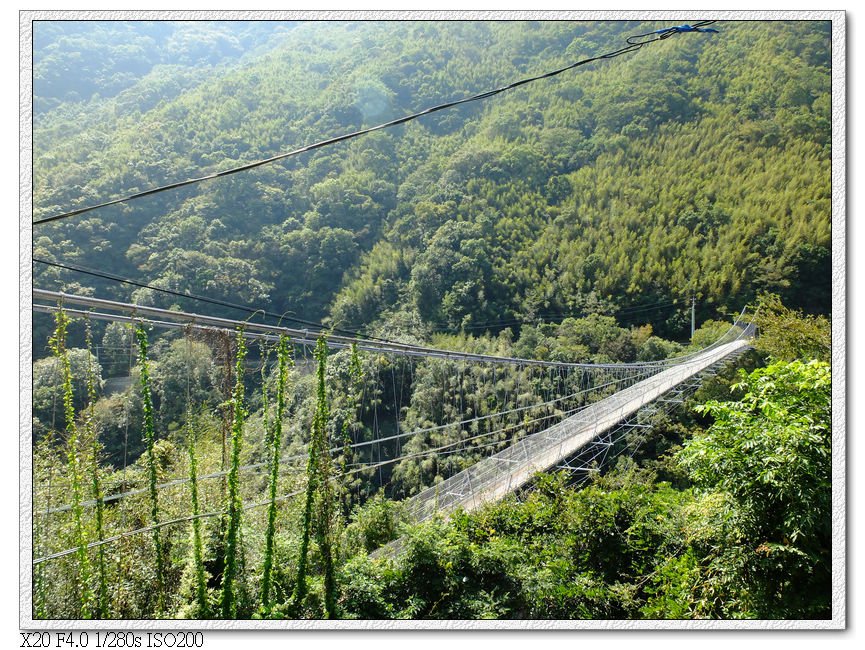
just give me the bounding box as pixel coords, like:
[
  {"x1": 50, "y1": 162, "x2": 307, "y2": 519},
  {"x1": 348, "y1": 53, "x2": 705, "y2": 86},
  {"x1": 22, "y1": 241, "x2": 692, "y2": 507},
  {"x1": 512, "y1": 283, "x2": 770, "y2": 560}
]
[
  {"x1": 33, "y1": 20, "x2": 831, "y2": 346},
  {"x1": 34, "y1": 21, "x2": 295, "y2": 116}
]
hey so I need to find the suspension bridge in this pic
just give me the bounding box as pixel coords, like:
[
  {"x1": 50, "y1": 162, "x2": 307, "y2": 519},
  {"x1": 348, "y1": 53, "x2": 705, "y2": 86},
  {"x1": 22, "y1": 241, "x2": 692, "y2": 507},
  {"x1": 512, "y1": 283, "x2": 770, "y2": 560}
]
[
  {"x1": 400, "y1": 332, "x2": 751, "y2": 526},
  {"x1": 29, "y1": 20, "x2": 740, "y2": 569},
  {"x1": 31, "y1": 287, "x2": 755, "y2": 567}
]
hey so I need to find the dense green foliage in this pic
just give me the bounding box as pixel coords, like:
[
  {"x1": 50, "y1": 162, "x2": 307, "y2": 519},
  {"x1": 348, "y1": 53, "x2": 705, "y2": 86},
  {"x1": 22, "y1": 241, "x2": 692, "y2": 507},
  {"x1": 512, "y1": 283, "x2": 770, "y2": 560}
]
[
  {"x1": 753, "y1": 292, "x2": 831, "y2": 362},
  {"x1": 339, "y1": 359, "x2": 831, "y2": 619},
  {"x1": 33, "y1": 346, "x2": 102, "y2": 439},
  {"x1": 32, "y1": 304, "x2": 832, "y2": 620},
  {"x1": 34, "y1": 22, "x2": 294, "y2": 115},
  {"x1": 679, "y1": 359, "x2": 831, "y2": 618}
]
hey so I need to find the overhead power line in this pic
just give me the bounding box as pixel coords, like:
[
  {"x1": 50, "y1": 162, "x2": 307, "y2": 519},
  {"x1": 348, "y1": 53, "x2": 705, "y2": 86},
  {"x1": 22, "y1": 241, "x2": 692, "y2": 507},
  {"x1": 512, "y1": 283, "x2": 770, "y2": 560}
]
[{"x1": 33, "y1": 21, "x2": 717, "y2": 226}]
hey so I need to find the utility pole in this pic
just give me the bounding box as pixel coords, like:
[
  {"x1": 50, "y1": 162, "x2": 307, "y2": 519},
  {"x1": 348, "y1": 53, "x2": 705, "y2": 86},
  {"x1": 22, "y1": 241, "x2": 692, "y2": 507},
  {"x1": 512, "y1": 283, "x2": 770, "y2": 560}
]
[{"x1": 691, "y1": 295, "x2": 696, "y2": 340}]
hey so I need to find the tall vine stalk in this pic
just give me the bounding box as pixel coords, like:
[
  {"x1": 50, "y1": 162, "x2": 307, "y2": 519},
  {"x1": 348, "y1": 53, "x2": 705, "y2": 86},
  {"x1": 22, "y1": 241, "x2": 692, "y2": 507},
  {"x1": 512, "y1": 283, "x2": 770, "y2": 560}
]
[
  {"x1": 184, "y1": 329, "x2": 208, "y2": 616},
  {"x1": 49, "y1": 309, "x2": 94, "y2": 618},
  {"x1": 340, "y1": 343, "x2": 364, "y2": 475},
  {"x1": 135, "y1": 324, "x2": 165, "y2": 615},
  {"x1": 260, "y1": 340, "x2": 271, "y2": 445},
  {"x1": 291, "y1": 336, "x2": 336, "y2": 618},
  {"x1": 33, "y1": 509, "x2": 46, "y2": 619},
  {"x1": 220, "y1": 329, "x2": 247, "y2": 618},
  {"x1": 261, "y1": 334, "x2": 291, "y2": 611},
  {"x1": 338, "y1": 343, "x2": 364, "y2": 512},
  {"x1": 186, "y1": 408, "x2": 208, "y2": 615},
  {"x1": 84, "y1": 319, "x2": 109, "y2": 618}
]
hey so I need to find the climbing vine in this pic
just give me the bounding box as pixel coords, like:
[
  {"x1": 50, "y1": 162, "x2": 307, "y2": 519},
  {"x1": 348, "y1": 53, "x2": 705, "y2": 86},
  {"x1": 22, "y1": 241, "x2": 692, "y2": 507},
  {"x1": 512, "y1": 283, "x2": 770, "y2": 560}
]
[
  {"x1": 340, "y1": 343, "x2": 364, "y2": 474},
  {"x1": 316, "y1": 343, "x2": 337, "y2": 619},
  {"x1": 220, "y1": 329, "x2": 248, "y2": 618},
  {"x1": 183, "y1": 410, "x2": 208, "y2": 616},
  {"x1": 337, "y1": 343, "x2": 365, "y2": 512},
  {"x1": 260, "y1": 334, "x2": 291, "y2": 611},
  {"x1": 50, "y1": 308, "x2": 94, "y2": 618},
  {"x1": 291, "y1": 336, "x2": 337, "y2": 618},
  {"x1": 260, "y1": 340, "x2": 272, "y2": 444},
  {"x1": 178, "y1": 327, "x2": 208, "y2": 615},
  {"x1": 135, "y1": 324, "x2": 165, "y2": 615},
  {"x1": 84, "y1": 318, "x2": 109, "y2": 618}
]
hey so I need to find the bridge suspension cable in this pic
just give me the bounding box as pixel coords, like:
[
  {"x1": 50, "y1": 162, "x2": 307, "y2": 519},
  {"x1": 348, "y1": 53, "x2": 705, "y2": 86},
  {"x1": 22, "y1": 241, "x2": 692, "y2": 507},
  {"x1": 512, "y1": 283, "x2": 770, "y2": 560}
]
[
  {"x1": 382, "y1": 327, "x2": 754, "y2": 545},
  {"x1": 33, "y1": 257, "x2": 421, "y2": 348},
  {"x1": 32, "y1": 288, "x2": 741, "y2": 370}
]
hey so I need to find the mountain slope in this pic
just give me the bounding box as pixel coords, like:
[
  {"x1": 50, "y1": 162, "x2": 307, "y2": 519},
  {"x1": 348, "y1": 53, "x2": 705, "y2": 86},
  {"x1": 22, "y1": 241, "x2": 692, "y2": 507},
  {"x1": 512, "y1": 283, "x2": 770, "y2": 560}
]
[{"x1": 33, "y1": 19, "x2": 831, "y2": 346}]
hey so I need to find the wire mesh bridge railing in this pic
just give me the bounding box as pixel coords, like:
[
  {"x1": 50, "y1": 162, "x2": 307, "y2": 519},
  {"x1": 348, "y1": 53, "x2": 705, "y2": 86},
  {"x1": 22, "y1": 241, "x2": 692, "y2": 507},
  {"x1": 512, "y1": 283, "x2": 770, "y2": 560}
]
[{"x1": 398, "y1": 319, "x2": 755, "y2": 526}]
